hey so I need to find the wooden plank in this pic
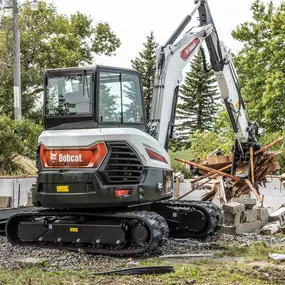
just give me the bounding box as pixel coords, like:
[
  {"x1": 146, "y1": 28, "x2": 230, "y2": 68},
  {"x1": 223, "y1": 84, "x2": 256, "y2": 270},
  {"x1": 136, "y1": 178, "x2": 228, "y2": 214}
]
[
  {"x1": 191, "y1": 164, "x2": 232, "y2": 184},
  {"x1": 245, "y1": 179, "x2": 262, "y2": 202},
  {"x1": 250, "y1": 147, "x2": 255, "y2": 183},
  {"x1": 219, "y1": 176, "x2": 227, "y2": 203},
  {"x1": 175, "y1": 158, "x2": 242, "y2": 182},
  {"x1": 175, "y1": 178, "x2": 180, "y2": 200},
  {"x1": 255, "y1": 137, "x2": 283, "y2": 155}
]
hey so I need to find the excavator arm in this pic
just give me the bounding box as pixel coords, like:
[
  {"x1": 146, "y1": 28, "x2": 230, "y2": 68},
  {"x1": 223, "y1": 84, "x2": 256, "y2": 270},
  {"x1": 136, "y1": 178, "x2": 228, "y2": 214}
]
[{"x1": 149, "y1": 0, "x2": 259, "y2": 177}]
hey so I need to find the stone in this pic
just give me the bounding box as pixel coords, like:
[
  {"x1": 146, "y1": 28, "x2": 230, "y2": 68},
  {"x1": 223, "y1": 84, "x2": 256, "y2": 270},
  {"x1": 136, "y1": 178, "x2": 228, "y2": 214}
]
[
  {"x1": 269, "y1": 207, "x2": 285, "y2": 226},
  {"x1": 231, "y1": 197, "x2": 256, "y2": 209},
  {"x1": 15, "y1": 257, "x2": 48, "y2": 268},
  {"x1": 222, "y1": 202, "x2": 245, "y2": 226},
  {"x1": 260, "y1": 221, "x2": 281, "y2": 235},
  {"x1": 0, "y1": 197, "x2": 11, "y2": 209},
  {"x1": 246, "y1": 209, "x2": 258, "y2": 223}
]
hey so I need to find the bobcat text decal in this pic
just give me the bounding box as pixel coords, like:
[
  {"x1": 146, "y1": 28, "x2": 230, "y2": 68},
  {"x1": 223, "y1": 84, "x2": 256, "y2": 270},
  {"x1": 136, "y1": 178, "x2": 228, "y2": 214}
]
[{"x1": 180, "y1": 38, "x2": 200, "y2": 61}]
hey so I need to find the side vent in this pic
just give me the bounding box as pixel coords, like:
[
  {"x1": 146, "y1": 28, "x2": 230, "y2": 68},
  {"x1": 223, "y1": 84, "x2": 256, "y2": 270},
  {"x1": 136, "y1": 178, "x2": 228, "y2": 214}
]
[{"x1": 104, "y1": 142, "x2": 143, "y2": 184}]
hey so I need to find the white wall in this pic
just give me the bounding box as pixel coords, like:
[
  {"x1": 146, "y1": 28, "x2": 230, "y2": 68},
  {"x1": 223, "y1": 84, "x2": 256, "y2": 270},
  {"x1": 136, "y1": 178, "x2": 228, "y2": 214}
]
[{"x1": 0, "y1": 177, "x2": 36, "y2": 208}]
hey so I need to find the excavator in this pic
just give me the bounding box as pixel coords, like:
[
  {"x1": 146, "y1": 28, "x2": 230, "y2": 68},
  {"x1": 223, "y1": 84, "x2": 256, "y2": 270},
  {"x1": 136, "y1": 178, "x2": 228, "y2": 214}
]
[{"x1": 5, "y1": 0, "x2": 259, "y2": 255}]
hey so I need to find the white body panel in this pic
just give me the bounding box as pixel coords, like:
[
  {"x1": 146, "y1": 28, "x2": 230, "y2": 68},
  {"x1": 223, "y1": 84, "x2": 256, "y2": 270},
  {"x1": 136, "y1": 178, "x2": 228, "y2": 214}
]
[
  {"x1": 39, "y1": 128, "x2": 171, "y2": 170},
  {"x1": 151, "y1": 25, "x2": 214, "y2": 147},
  {"x1": 214, "y1": 42, "x2": 249, "y2": 142}
]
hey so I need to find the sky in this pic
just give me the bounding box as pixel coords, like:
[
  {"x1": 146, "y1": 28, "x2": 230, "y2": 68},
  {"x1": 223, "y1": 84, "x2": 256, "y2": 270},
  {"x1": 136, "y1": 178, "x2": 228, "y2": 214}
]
[
  {"x1": 25, "y1": 0, "x2": 281, "y2": 112},
  {"x1": 46, "y1": 0, "x2": 281, "y2": 68}
]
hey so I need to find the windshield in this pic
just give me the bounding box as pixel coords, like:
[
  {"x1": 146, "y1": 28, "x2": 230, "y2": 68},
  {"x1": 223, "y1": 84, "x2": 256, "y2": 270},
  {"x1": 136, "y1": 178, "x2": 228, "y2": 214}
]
[
  {"x1": 45, "y1": 74, "x2": 92, "y2": 116},
  {"x1": 99, "y1": 72, "x2": 144, "y2": 123}
]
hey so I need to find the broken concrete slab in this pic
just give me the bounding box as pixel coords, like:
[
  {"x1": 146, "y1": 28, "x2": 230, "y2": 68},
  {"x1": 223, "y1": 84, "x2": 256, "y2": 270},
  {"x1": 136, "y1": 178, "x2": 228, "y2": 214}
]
[
  {"x1": 15, "y1": 257, "x2": 48, "y2": 268},
  {"x1": 223, "y1": 202, "x2": 245, "y2": 214},
  {"x1": 260, "y1": 221, "x2": 281, "y2": 235},
  {"x1": 236, "y1": 221, "x2": 267, "y2": 234},
  {"x1": 222, "y1": 202, "x2": 245, "y2": 226},
  {"x1": 231, "y1": 197, "x2": 256, "y2": 209},
  {"x1": 270, "y1": 207, "x2": 285, "y2": 226},
  {"x1": 246, "y1": 209, "x2": 258, "y2": 223},
  {"x1": 221, "y1": 221, "x2": 267, "y2": 235}
]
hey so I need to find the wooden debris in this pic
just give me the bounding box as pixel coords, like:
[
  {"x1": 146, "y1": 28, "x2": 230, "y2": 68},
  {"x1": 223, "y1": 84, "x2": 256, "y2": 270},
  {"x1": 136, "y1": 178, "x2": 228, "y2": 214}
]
[
  {"x1": 245, "y1": 179, "x2": 262, "y2": 202},
  {"x1": 175, "y1": 137, "x2": 284, "y2": 201},
  {"x1": 175, "y1": 158, "x2": 242, "y2": 181}
]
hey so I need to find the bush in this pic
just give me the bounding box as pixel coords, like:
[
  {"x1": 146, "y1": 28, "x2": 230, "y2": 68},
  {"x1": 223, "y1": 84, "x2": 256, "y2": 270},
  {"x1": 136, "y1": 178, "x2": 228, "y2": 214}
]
[{"x1": 0, "y1": 116, "x2": 43, "y2": 175}]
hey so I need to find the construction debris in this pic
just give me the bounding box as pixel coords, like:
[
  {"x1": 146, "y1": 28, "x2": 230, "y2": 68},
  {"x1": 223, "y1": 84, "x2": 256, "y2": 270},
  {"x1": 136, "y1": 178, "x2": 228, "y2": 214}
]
[
  {"x1": 221, "y1": 198, "x2": 269, "y2": 234},
  {"x1": 260, "y1": 206, "x2": 285, "y2": 235},
  {"x1": 175, "y1": 138, "x2": 283, "y2": 203}
]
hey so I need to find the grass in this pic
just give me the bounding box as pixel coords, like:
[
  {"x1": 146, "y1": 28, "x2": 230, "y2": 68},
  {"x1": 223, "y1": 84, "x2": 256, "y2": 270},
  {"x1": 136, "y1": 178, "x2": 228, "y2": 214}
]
[{"x1": 1, "y1": 242, "x2": 285, "y2": 285}]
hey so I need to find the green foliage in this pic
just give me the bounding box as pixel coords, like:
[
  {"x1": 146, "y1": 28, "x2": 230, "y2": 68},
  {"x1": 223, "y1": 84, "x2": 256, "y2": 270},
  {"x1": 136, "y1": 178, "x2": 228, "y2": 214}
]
[
  {"x1": 169, "y1": 130, "x2": 232, "y2": 175},
  {"x1": 131, "y1": 31, "x2": 158, "y2": 121},
  {"x1": 0, "y1": 0, "x2": 121, "y2": 119},
  {"x1": 172, "y1": 51, "x2": 220, "y2": 150},
  {"x1": 232, "y1": 0, "x2": 285, "y2": 132},
  {"x1": 0, "y1": 116, "x2": 43, "y2": 174}
]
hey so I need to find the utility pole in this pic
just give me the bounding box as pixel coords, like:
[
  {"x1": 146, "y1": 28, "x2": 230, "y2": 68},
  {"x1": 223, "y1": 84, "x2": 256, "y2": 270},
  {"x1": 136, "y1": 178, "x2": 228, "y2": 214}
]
[{"x1": 12, "y1": 0, "x2": 21, "y2": 121}]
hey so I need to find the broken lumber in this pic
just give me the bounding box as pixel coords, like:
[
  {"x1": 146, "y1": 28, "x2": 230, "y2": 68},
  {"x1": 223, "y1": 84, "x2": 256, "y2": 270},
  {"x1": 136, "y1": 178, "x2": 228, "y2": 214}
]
[
  {"x1": 175, "y1": 158, "x2": 242, "y2": 181},
  {"x1": 245, "y1": 179, "x2": 262, "y2": 202},
  {"x1": 255, "y1": 137, "x2": 284, "y2": 155}
]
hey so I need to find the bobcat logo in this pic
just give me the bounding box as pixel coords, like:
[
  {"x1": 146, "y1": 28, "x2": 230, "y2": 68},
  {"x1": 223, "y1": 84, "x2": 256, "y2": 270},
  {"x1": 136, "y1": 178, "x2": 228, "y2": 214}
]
[{"x1": 50, "y1": 152, "x2": 57, "y2": 162}]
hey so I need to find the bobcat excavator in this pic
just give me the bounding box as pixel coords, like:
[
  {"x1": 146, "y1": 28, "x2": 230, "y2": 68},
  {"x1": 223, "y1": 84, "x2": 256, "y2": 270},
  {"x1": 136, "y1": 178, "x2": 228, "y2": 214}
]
[{"x1": 5, "y1": 0, "x2": 259, "y2": 255}]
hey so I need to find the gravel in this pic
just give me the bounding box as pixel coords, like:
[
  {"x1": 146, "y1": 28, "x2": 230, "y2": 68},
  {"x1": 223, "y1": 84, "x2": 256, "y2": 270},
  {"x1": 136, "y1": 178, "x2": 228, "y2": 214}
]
[{"x1": 1, "y1": 233, "x2": 285, "y2": 270}]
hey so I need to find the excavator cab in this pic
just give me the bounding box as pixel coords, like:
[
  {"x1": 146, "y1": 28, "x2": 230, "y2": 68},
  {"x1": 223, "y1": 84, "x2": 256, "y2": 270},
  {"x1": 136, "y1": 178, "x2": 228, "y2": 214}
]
[{"x1": 44, "y1": 66, "x2": 146, "y2": 131}]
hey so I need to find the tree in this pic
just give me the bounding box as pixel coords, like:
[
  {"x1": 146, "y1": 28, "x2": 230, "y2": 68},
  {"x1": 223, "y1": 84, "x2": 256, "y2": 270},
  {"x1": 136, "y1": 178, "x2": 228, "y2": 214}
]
[
  {"x1": 131, "y1": 32, "x2": 158, "y2": 121},
  {"x1": 173, "y1": 51, "x2": 220, "y2": 149},
  {"x1": 0, "y1": 115, "x2": 43, "y2": 175},
  {"x1": 232, "y1": 0, "x2": 285, "y2": 132},
  {"x1": 0, "y1": 0, "x2": 121, "y2": 119},
  {"x1": 99, "y1": 83, "x2": 120, "y2": 122}
]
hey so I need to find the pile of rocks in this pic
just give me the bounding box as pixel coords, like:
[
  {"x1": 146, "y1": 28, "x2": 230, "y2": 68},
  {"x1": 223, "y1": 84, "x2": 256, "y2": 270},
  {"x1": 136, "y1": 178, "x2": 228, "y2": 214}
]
[{"x1": 221, "y1": 197, "x2": 270, "y2": 234}]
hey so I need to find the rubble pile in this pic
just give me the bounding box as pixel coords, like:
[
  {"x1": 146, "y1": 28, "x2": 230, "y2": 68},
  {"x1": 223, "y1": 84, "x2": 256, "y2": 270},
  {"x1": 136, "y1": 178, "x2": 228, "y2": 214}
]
[
  {"x1": 223, "y1": 150, "x2": 280, "y2": 201},
  {"x1": 175, "y1": 138, "x2": 283, "y2": 203},
  {"x1": 221, "y1": 197, "x2": 269, "y2": 235},
  {"x1": 221, "y1": 197, "x2": 285, "y2": 236}
]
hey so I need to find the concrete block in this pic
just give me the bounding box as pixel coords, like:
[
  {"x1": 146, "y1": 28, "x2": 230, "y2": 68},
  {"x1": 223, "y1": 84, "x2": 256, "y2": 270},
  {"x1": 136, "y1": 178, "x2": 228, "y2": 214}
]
[
  {"x1": 221, "y1": 221, "x2": 267, "y2": 235},
  {"x1": 269, "y1": 207, "x2": 285, "y2": 226},
  {"x1": 220, "y1": 225, "x2": 236, "y2": 235},
  {"x1": 222, "y1": 202, "x2": 246, "y2": 226},
  {"x1": 236, "y1": 221, "x2": 267, "y2": 234},
  {"x1": 246, "y1": 209, "x2": 258, "y2": 223},
  {"x1": 260, "y1": 221, "x2": 281, "y2": 235},
  {"x1": 222, "y1": 202, "x2": 245, "y2": 214},
  {"x1": 231, "y1": 197, "x2": 256, "y2": 209},
  {"x1": 257, "y1": 208, "x2": 270, "y2": 221},
  {"x1": 0, "y1": 196, "x2": 11, "y2": 208}
]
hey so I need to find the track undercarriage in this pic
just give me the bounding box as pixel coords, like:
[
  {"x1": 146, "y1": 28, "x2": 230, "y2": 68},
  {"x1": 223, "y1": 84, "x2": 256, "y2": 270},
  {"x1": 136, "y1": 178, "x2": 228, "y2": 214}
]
[{"x1": 6, "y1": 200, "x2": 222, "y2": 256}]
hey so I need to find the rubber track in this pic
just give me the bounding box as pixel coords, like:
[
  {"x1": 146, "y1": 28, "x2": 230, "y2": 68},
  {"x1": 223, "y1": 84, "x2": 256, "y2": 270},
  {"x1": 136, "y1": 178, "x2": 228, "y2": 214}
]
[
  {"x1": 157, "y1": 200, "x2": 223, "y2": 238},
  {"x1": 6, "y1": 210, "x2": 169, "y2": 256}
]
